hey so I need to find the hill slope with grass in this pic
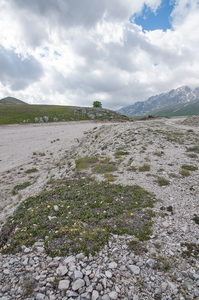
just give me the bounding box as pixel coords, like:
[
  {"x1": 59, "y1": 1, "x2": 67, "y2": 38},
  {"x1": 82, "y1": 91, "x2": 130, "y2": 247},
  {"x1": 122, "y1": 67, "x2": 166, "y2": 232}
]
[
  {"x1": 0, "y1": 104, "x2": 129, "y2": 125},
  {"x1": 0, "y1": 97, "x2": 28, "y2": 105}
]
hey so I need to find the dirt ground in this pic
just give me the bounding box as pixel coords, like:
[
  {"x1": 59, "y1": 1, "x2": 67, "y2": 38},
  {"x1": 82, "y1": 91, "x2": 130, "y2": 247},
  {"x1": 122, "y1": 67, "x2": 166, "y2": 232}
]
[{"x1": 0, "y1": 120, "x2": 114, "y2": 227}]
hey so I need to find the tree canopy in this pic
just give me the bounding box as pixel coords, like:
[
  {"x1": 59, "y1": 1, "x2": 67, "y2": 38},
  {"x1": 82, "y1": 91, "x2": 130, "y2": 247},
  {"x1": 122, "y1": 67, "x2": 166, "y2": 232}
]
[{"x1": 93, "y1": 101, "x2": 102, "y2": 108}]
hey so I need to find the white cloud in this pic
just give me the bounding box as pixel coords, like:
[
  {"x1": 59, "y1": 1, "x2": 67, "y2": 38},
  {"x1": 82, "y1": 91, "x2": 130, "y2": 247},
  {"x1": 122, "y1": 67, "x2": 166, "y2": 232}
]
[{"x1": 0, "y1": 0, "x2": 199, "y2": 110}]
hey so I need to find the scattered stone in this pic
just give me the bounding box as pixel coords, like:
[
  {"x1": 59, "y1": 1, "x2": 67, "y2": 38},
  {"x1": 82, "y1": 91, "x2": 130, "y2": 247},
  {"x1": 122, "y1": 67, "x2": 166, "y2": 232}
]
[
  {"x1": 53, "y1": 205, "x2": 59, "y2": 211},
  {"x1": 108, "y1": 291, "x2": 118, "y2": 299},
  {"x1": 72, "y1": 278, "x2": 85, "y2": 291},
  {"x1": 127, "y1": 265, "x2": 140, "y2": 275},
  {"x1": 58, "y1": 280, "x2": 70, "y2": 290}
]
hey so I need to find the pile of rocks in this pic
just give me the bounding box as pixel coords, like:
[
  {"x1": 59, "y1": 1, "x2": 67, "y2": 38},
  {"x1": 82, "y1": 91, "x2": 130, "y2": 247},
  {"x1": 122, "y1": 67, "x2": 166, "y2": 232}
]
[{"x1": 1, "y1": 232, "x2": 199, "y2": 300}]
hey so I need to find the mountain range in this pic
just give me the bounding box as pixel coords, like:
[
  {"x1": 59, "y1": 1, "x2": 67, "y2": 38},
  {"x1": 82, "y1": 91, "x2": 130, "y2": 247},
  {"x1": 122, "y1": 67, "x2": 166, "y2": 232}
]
[{"x1": 117, "y1": 86, "x2": 199, "y2": 116}]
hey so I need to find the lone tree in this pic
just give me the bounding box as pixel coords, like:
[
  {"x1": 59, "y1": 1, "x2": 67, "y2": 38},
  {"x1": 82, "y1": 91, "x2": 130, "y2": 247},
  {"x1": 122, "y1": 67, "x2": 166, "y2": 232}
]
[{"x1": 93, "y1": 101, "x2": 102, "y2": 108}]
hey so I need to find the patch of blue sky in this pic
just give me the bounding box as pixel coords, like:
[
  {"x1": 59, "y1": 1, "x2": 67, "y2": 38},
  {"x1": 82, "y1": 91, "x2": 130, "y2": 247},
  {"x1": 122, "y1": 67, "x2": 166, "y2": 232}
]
[
  {"x1": 54, "y1": 50, "x2": 61, "y2": 56},
  {"x1": 131, "y1": 0, "x2": 176, "y2": 32},
  {"x1": 40, "y1": 47, "x2": 49, "y2": 58}
]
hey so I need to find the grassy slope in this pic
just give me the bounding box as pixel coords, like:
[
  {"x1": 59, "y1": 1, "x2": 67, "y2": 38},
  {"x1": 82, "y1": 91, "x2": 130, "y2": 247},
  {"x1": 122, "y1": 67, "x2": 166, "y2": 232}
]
[
  {"x1": 0, "y1": 105, "x2": 128, "y2": 125},
  {"x1": 147, "y1": 99, "x2": 199, "y2": 117}
]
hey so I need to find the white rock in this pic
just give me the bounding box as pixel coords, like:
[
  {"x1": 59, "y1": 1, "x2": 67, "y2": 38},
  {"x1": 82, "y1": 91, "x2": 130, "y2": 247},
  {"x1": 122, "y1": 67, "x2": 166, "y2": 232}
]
[
  {"x1": 162, "y1": 221, "x2": 170, "y2": 228},
  {"x1": 58, "y1": 280, "x2": 70, "y2": 290},
  {"x1": 133, "y1": 295, "x2": 139, "y2": 300},
  {"x1": 181, "y1": 224, "x2": 189, "y2": 233},
  {"x1": 82, "y1": 292, "x2": 91, "y2": 299},
  {"x1": 36, "y1": 293, "x2": 46, "y2": 300},
  {"x1": 108, "y1": 262, "x2": 117, "y2": 269},
  {"x1": 161, "y1": 282, "x2": 168, "y2": 291},
  {"x1": 167, "y1": 281, "x2": 177, "y2": 290},
  {"x1": 56, "y1": 265, "x2": 68, "y2": 276},
  {"x1": 48, "y1": 216, "x2": 57, "y2": 221},
  {"x1": 53, "y1": 205, "x2": 59, "y2": 211},
  {"x1": 66, "y1": 291, "x2": 79, "y2": 297},
  {"x1": 102, "y1": 277, "x2": 107, "y2": 289},
  {"x1": 146, "y1": 259, "x2": 156, "y2": 268},
  {"x1": 72, "y1": 278, "x2": 85, "y2": 291},
  {"x1": 92, "y1": 290, "x2": 99, "y2": 300},
  {"x1": 101, "y1": 295, "x2": 110, "y2": 300},
  {"x1": 127, "y1": 265, "x2": 140, "y2": 275},
  {"x1": 76, "y1": 252, "x2": 85, "y2": 260},
  {"x1": 109, "y1": 291, "x2": 118, "y2": 299},
  {"x1": 73, "y1": 270, "x2": 83, "y2": 280},
  {"x1": 64, "y1": 256, "x2": 76, "y2": 265},
  {"x1": 105, "y1": 271, "x2": 112, "y2": 278},
  {"x1": 86, "y1": 285, "x2": 93, "y2": 292},
  {"x1": 35, "y1": 247, "x2": 45, "y2": 253},
  {"x1": 24, "y1": 247, "x2": 31, "y2": 253}
]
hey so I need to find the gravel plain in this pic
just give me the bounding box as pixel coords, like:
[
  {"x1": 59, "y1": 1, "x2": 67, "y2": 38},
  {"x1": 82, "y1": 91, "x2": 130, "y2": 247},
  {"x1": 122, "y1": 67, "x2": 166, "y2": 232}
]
[{"x1": 0, "y1": 116, "x2": 199, "y2": 300}]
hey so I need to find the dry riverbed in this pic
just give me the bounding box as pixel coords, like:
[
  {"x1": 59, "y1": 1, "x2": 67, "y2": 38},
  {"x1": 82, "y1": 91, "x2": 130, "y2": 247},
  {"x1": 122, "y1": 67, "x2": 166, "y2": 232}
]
[{"x1": 0, "y1": 116, "x2": 199, "y2": 300}]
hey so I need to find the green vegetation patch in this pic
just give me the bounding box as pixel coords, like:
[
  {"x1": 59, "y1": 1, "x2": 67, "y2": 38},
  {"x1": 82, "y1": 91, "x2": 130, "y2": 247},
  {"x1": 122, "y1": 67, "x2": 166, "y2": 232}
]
[
  {"x1": 153, "y1": 151, "x2": 163, "y2": 157},
  {"x1": 25, "y1": 168, "x2": 38, "y2": 174},
  {"x1": 155, "y1": 177, "x2": 170, "y2": 186},
  {"x1": 186, "y1": 153, "x2": 198, "y2": 158},
  {"x1": 181, "y1": 164, "x2": 198, "y2": 171},
  {"x1": 128, "y1": 239, "x2": 148, "y2": 255},
  {"x1": 192, "y1": 214, "x2": 199, "y2": 225},
  {"x1": 186, "y1": 145, "x2": 199, "y2": 153},
  {"x1": 139, "y1": 164, "x2": 150, "y2": 172},
  {"x1": 181, "y1": 242, "x2": 199, "y2": 258},
  {"x1": 156, "y1": 256, "x2": 171, "y2": 271},
  {"x1": 12, "y1": 181, "x2": 32, "y2": 195},
  {"x1": 0, "y1": 178, "x2": 155, "y2": 257},
  {"x1": 179, "y1": 169, "x2": 190, "y2": 177},
  {"x1": 114, "y1": 150, "x2": 130, "y2": 158},
  {"x1": 75, "y1": 156, "x2": 99, "y2": 171},
  {"x1": 104, "y1": 173, "x2": 117, "y2": 182},
  {"x1": 92, "y1": 160, "x2": 118, "y2": 174}
]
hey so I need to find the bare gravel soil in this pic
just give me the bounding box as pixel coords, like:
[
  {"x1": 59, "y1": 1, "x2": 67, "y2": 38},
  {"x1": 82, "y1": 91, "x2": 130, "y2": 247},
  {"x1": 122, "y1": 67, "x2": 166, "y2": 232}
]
[
  {"x1": 1, "y1": 116, "x2": 199, "y2": 299},
  {"x1": 0, "y1": 121, "x2": 114, "y2": 226}
]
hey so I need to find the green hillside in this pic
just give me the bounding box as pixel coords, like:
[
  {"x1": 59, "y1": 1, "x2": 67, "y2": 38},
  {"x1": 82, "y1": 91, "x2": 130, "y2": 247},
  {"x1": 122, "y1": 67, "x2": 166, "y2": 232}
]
[
  {"x1": 0, "y1": 97, "x2": 28, "y2": 105},
  {"x1": 148, "y1": 99, "x2": 199, "y2": 117},
  {"x1": 0, "y1": 104, "x2": 129, "y2": 125}
]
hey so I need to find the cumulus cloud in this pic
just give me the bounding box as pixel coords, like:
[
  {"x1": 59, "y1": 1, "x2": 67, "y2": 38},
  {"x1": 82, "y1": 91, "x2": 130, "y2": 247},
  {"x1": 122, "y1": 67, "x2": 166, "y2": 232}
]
[{"x1": 0, "y1": 0, "x2": 199, "y2": 109}]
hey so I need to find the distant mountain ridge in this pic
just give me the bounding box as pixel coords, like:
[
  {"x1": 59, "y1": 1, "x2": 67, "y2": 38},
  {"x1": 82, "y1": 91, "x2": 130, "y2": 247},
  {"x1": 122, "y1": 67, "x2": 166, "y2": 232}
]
[
  {"x1": 0, "y1": 97, "x2": 28, "y2": 105},
  {"x1": 118, "y1": 86, "x2": 199, "y2": 116}
]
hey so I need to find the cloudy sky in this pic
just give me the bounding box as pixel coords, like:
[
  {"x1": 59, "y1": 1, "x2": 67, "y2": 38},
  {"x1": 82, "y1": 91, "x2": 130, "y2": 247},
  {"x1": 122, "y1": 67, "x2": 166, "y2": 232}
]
[{"x1": 0, "y1": 0, "x2": 199, "y2": 110}]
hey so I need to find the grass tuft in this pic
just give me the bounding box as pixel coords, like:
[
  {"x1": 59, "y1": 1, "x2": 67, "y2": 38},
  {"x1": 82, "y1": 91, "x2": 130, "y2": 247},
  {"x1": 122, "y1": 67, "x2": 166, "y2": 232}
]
[
  {"x1": 155, "y1": 177, "x2": 170, "y2": 186},
  {"x1": 12, "y1": 181, "x2": 32, "y2": 195},
  {"x1": 181, "y1": 164, "x2": 198, "y2": 171},
  {"x1": 186, "y1": 145, "x2": 199, "y2": 153},
  {"x1": 179, "y1": 169, "x2": 190, "y2": 177},
  {"x1": 25, "y1": 168, "x2": 38, "y2": 174},
  {"x1": 75, "y1": 156, "x2": 99, "y2": 171},
  {"x1": 139, "y1": 164, "x2": 150, "y2": 172}
]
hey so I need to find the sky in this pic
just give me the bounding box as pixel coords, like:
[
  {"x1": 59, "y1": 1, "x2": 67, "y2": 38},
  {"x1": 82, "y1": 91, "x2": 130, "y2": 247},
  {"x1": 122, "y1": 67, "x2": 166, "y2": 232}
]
[{"x1": 0, "y1": 0, "x2": 199, "y2": 110}]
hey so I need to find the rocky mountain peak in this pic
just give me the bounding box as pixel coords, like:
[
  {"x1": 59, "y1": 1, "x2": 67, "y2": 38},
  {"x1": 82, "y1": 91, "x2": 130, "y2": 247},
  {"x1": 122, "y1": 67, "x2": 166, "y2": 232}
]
[{"x1": 118, "y1": 85, "x2": 199, "y2": 116}]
